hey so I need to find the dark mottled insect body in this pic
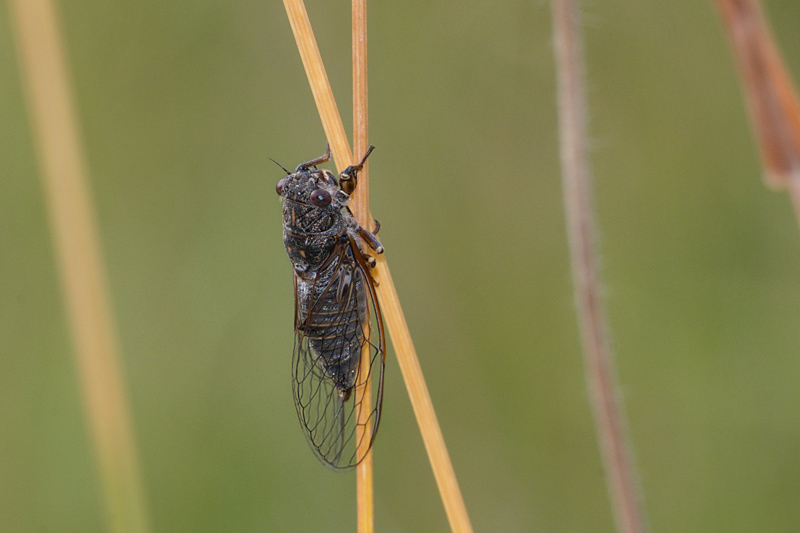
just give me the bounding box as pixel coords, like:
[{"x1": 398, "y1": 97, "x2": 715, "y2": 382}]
[{"x1": 276, "y1": 145, "x2": 385, "y2": 470}]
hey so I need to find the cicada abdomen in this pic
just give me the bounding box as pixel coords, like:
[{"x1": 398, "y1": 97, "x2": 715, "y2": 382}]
[{"x1": 276, "y1": 145, "x2": 385, "y2": 470}]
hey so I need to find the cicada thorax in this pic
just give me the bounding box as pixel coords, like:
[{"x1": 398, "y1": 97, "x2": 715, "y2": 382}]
[
  {"x1": 282, "y1": 200, "x2": 341, "y2": 274},
  {"x1": 280, "y1": 169, "x2": 344, "y2": 274},
  {"x1": 297, "y1": 245, "x2": 369, "y2": 396}
]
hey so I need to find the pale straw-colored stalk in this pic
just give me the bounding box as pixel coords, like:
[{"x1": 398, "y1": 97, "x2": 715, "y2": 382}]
[
  {"x1": 551, "y1": 1, "x2": 647, "y2": 532},
  {"x1": 282, "y1": 0, "x2": 473, "y2": 531},
  {"x1": 715, "y1": 0, "x2": 800, "y2": 229},
  {"x1": 9, "y1": 1, "x2": 150, "y2": 532},
  {"x1": 352, "y1": 0, "x2": 374, "y2": 531}
]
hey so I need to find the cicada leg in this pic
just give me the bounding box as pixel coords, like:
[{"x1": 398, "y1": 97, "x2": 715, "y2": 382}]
[
  {"x1": 296, "y1": 143, "x2": 331, "y2": 171},
  {"x1": 339, "y1": 145, "x2": 375, "y2": 196},
  {"x1": 357, "y1": 225, "x2": 383, "y2": 256}
]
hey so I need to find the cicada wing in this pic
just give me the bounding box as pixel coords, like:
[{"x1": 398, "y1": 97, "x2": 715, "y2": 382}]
[
  {"x1": 291, "y1": 327, "x2": 352, "y2": 467},
  {"x1": 349, "y1": 236, "x2": 386, "y2": 459},
  {"x1": 291, "y1": 242, "x2": 385, "y2": 470}
]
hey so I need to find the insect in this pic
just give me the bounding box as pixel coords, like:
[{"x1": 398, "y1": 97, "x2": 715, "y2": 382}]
[{"x1": 275, "y1": 144, "x2": 385, "y2": 470}]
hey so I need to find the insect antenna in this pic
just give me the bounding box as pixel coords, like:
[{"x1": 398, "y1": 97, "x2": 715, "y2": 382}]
[{"x1": 268, "y1": 158, "x2": 291, "y2": 175}]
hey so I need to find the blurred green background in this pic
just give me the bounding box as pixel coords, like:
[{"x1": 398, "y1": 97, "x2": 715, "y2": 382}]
[{"x1": 2, "y1": 1, "x2": 800, "y2": 531}]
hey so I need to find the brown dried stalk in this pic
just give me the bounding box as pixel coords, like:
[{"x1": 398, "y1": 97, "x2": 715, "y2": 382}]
[
  {"x1": 715, "y1": 0, "x2": 800, "y2": 228},
  {"x1": 551, "y1": 1, "x2": 647, "y2": 532},
  {"x1": 352, "y1": 0, "x2": 374, "y2": 531},
  {"x1": 9, "y1": 1, "x2": 150, "y2": 532},
  {"x1": 282, "y1": 0, "x2": 473, "y2": 531}
]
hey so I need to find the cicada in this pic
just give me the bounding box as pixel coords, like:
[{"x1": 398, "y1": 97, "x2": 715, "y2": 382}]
[{"x1": 275, "y1": 145, "x2": 385, "y2": 470}]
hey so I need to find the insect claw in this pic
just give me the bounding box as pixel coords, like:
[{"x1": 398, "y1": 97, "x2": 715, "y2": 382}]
[{"x1": 372, "y1": 219, "x2": 381, "y2": 234}]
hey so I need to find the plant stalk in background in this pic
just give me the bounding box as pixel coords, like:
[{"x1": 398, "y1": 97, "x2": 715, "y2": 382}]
[
  {"x1": 551, "y1": 1, "x2": 648, "y2": 532},
  {"x1": 351, "y1": 0, "x2": 375, "y2": 531},
  {"x1": 9, "y1": 1, "x2": 150, "y2": 532},
  {"x1": 716, "y1": 0, "x2": 800, "y2": 229}
]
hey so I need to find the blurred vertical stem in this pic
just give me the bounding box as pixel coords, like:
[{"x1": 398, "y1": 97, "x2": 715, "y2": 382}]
[
  {"x1": 9, "y1": 1, "x2": 150, "y2": 532},
  {"x1": 715, "y1": 0, "x2": 800, "y2": 229},
  {"x1": 282, "y1": 1, "x2": 473, "y2": 531},
  {"x1": 352, "y1": 0, "x2": 371, "y2": 223},
  {"x1": 551, "y1": 1, "x2": 647, "y2": 532},
  {"x1": 352, "y1": 0, "x2": 374, "y2": 531}
]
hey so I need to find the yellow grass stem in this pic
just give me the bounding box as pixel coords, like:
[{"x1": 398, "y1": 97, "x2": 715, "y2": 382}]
[
  {"x1": 370, "y1": 257, "x2": 473, "y2": 533},
  {"x1": 283, "y1": 0, "x2": 473, "y2": 531},
  {"x1": 282, "y1": 0, "x2": 353, "y2": 169},
  {"x1": 8, "y1": 1, "x2": 150, "y2": 532},
  {"x1": 351, "y1": 0, "x2": 374, "y2": 532},
  {"x1": 352, "y1": 0, "x2": 371, "y2": 223}
]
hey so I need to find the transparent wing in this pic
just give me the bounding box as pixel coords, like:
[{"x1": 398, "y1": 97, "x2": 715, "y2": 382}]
[{"x1": 291, "y1": 242, "x2": 385, "y2": 470}]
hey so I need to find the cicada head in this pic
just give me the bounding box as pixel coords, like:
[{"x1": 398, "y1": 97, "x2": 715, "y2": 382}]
[
  {"x1": 278, "y1": 159, "x2": 350, "y2": 274},
  {"x1": 276, "y1": 167, "x2": 349, "y2": 211}
]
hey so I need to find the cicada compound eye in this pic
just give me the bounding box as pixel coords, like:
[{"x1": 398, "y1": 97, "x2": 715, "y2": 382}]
[
  {"x1": 310, "y1": 188, "x2": 332, "y2": 207},
  {"x1": 276, "y1": 178, "x2": 286, "y2": 195}
]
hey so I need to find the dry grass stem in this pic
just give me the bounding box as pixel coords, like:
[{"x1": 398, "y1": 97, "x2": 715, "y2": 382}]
[
  {"x1": 9, "y1": 1, "x2": 150, "y2": 531},
  {"x1": 715, "y1": 0, "x2": 800, "y2": 228},
  {"x1": 352, "y1": 0, "x2": 371, "y2": 224},
  {"x1": 283, "y1": 1, "x2": 473, "y2": 531},
  {"x1": 351, "y1": 0, "x2": 374, "y2": 531},
  {"x1": 551, "y1": 1, "x2": 647, "y2": 532},
  {"x1": 282, "y1": 0, "x2": 353, "y2": 168},
  {"x1": 370, "y1": 257, "x2": 473, "y2": 533}
]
